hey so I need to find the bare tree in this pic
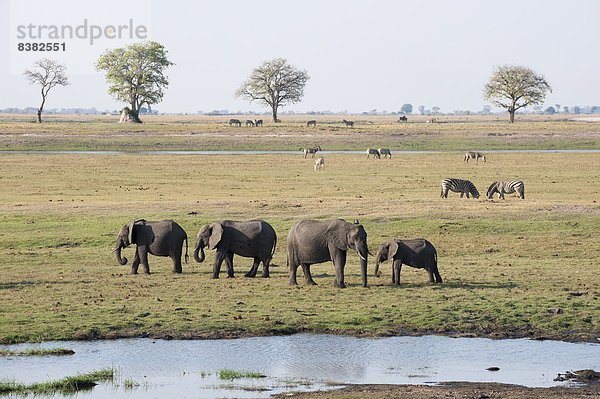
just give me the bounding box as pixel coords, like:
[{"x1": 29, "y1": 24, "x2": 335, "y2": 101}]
[
  {"x1": 483, "y1": 65, "x2": 551, "y2": 123},
  {"x1": 23, "y1": 58, "x2": 69, "y2": 123},
  {"x1": 236, "y1": 58, "x2": 310, "y2": 123}
]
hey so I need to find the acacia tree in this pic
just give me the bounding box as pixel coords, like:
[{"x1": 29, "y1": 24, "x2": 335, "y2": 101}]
[
  {"x1": 96, "y1": 41, "x2": 173, "y2": 123},
  {"x1": 484, "y1": 65, "x2": 551, "y2": 123},
  {"x1": 236, "y1": 58, "x2": 310, "y2": 123},
  {"x1": 23, "y1": 58, "x2": 69, "y2": 123}
]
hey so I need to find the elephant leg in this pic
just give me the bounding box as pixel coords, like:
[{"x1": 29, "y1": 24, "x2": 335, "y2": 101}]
[
  {"x1": 289, "y1": 261, "x2": 299, "y2": 286},
  {"x1": 245, "y1": 257, "x2": 260, "y2": 278},
  {"x1": 433, "y1": 266, "x2": 443, "y2": 283},
  {"x1": 225, "y1": 252, "x2": 235, "y2": 278},
  {"x1": 131, "y1": 251, "x2": 141, "y2": 274},
  {"x1": 171, "y1": 248, "x2": 183, "y2": 274},
  {"x1": 393, "y1": 260, "x2": 402, "y2": 286},
  {"x1": 212, "y1": 251, "x2": 227, "y2": 278},
  {"x1": 332, "y1": 251, "x2": 347, "y2": 288},
  {"x1": 261, "y1": 258, "x2": 270, "y2": 278},
  {"x1": 138, "y1": 247, "x2": 150, "y2": 274},
  {"x1": 301, "y1": 264, "x2": 317, "y2": 285}
]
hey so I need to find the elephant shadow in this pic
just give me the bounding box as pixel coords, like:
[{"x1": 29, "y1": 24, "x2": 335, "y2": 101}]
[{"x1": 370, "y1": 280, "x2": 518, "y2": 290}]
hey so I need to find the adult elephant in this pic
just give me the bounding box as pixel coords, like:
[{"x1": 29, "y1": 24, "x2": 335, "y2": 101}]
[
  {"x1": 193, "y1": 220, "x2": 277, "y2": 278},
  {"x1": 114, "y1": 219, "x2": 188, "y2": 274},
  {"x1": 287, "y1": 219, "x2": 369, "y2": 288},
  {"x1": 374, "y1": 239, "x2": 442, "y2": 285}
]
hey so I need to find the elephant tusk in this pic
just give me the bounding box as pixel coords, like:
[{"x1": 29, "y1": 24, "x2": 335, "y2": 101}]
[
  {"x1": 358, "y1": 253, "x2": 367, "y2": 261},
  {"x1": 111, "y1": 247, "x2": 119, "y2": 253}
]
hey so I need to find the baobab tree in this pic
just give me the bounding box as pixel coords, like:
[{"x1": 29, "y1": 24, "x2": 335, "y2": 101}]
[
  {"x1": 484, "y1": 65, "x2": 551, "y2": 123},
  {"x1": 236, "y1": 58, "x2": 310, "y2": 123},
  {"x1": 23, "y1": 58, "x2": 69, "y2": 123}
]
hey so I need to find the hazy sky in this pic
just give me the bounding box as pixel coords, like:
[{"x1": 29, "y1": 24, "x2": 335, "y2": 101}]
[{"x1": 2, "y1": 0, "x2": 599, "y2": 113}]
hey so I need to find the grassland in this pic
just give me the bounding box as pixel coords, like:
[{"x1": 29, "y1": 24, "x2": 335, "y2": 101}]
[{"x1": 0, "y1": 114, "x2": 599, "y2": 345}]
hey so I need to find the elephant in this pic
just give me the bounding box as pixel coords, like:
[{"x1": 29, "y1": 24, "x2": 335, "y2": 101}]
[
  {"x1": 374, "y1": 239, "x2": 442, "y2": 285},
  {"x1": 114, "y1": 219, "x2": 188, "y2": 274},
  {"x1": 193, "y1": 220, "x2": 277, "y2": 278},
  {"x1": 287, "y1": 219, "x2": 369, "y2": 288}
]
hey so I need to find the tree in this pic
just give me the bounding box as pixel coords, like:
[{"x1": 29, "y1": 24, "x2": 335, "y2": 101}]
[
  {"x1": 95, "y1": 41, "x2": 173, "y2": 123},
  {"x1": 418, "y1": 105, "x2": 425, "y2": 115},
  {"x1": 483, "y1": 65, "x2": 551, "y2": 123},
  {"x1": 544, "y1": 106, "x2": 556, "y2": 114},
  {"x1": 23, "y1": 58, "x2": 69, "y2": 123},
  {"x1": 236, "y1": 58, "x2": 310, "y2": 123},
  {"x1": 401, "y1": 103, "x2": 413, "y2": 114}
]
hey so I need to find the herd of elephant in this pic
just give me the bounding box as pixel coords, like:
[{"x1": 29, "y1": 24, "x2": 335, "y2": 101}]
[{"x1": 113, "y1": 219, "x2": 442, "y2": 288}]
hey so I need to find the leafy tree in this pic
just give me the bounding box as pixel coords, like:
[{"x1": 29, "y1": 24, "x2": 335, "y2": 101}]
[
  {"x1": 23, "y1": 58, "x2": 69, "y2": 123},
  {"x1": 432, "y1": 106, "x2": 441, "y2": 115},
  {"x1": 418, "y1": 105, "x2": 425, "y2": 115},
  {"x1": 95, "y1": 41, "x2": 173, "y2": 123},
  {"x1": 401, "y1": 103, "x2": 413, "y2": 114},
  {"x1": 236, "y1": 58, "x2": 310, "y2": 123},
  {"x1": 545, "y1": 106, "x2": 556, "y2": 114},
  {"x1": 483, "y1": 65, "x2": 551, "y2": 123}
]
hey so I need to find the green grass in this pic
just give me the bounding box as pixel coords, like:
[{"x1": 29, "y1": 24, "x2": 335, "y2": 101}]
[
  {"x1": 218, "y1": 369, "x2": 267, "y2": 380},
  {"x1": 0, "y1": 368, "x2": 113, "y2": 395},
  {"x1": 0, "y1": 348, "x2": 74, "y2": 356},
  {"x1": 0, "y1": 116, "x2": 598, "y2": 344}
]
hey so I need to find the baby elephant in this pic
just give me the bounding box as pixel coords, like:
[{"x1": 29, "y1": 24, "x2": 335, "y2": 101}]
[
  {"x1": 114, "y1": 219, "x2": 188, "y2": 274},
  {"x1": 374, "y1": 239, "x2": 442, "y2": 285}
]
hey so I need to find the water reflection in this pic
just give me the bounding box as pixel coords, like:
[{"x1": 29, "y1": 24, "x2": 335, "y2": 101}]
[{"x1": 1, "y1": 334, "x2": 599, "y2": 398}]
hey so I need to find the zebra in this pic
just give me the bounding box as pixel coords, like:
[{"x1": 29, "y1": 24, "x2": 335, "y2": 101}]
[
  {"x1": 254, "y1": 119, "x2": 263, "y2": 127},
  {"x1": 440, "y1": 178, "x2": 480, "y2": 199},
  {"x1": 486, "y1": 180, "x2": 525, "y2": 200},
  {"x1": 366, "y1": 148, "x2": 380, "y2": 159},
  {"x1": 228, "y1": 118, "x2": 242, "y2": 127},
  {"x1": 378, "y1": 148, "x2": 391, "y2": 158},
  {"x1": 342, "y1": 119, "x2": 354, "y2": 127},
  {"x1": 307, "y1": 120, "x2": 317, "y2": 127},
  {"x1": 314, "y1": 157, "x2": 325, "y2": 171},
  {"x1": 301, "y1": 146, "x2": 322, "y2": 158},
  {"x1": 464, "y1": 151, "x2": 486, "y2": 163},
  {"x1": 245, "y1": 120, "x2": 255, "y2": 127},
  {"x1": 398, "y1": 115, "x2": 408, "y2": 122}
]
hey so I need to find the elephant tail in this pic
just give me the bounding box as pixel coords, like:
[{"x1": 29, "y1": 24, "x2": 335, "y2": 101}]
[
  {"x1": 271, "y1": 235, "x2": 277, "y2": 258},
  {"x1": 184, "y1": 236, "x2": 189, "y2": 263}
]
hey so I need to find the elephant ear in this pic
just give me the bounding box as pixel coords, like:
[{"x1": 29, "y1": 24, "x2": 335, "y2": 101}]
[
  {"x1": 388, "y1": 240, "x2": 400, "y2": 259},
  {"x1": 208, "y1": 222, "x2": 223, "y2": 250},
  {"x1": 328, "y1": 223, "x2": 349, "y2": 251},
  {"x1": 128, "y1": 219, "x2": 146, "y2": 244}
]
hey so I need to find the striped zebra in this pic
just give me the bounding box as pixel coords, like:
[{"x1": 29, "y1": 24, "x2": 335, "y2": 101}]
[
  {"x1": 486, "y1": 180, "x2": 525, "y2": 200},
  {"x1": 366, "y1": 148, "x2": 380, "y2": 159},
  {"x1": 440, "y1": 178, "x2": 480, "y2": 199},
  {"x1": 301, "y1": 146, "x2": 322, "y2": 158},
  {"x1": 378, "y1": 148, "x2": 392, "y2": 158},
  {"x1": 464, "y1": 151, "x2": 486, "y2": 163}
]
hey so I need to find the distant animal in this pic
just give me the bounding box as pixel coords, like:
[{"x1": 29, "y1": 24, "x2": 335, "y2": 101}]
[
  {"x1": 486, "y1": 180, "x2": 525, "y2": 200},
  {"x1": 374, "y1": 239, "x2": 442, "y2": 285},
  {"x1": 398, "y1": 115, "x2": 408, "y2": 122},
  {"x1": 366, "y1": 148, "x2": 381, "y2": 159},
  {"x1": 307, "y1": 120, "x2": 317, "y2": 127},
  {"x1": 254, "y1": 119, "x2": 263, "y2": 127},
  {"x1": 342, "y1": 119, "x2": 354, "y2": 127},
  {"x1": 229, "y1": 118, "x2": 242, "y2": 127},
  {"x1": 426, "y1": 118, "x2": 437, "y2": 123},
  {"x1": 114, "y1": 219, "x2": 188, "y2": 274},
  {"x1": 314, "y1": 157, "x2": 325, "y2": 171},
  {"x1": 378, "y1": 148, "x2": 392, "y2": 158},
  {"x1": 440, "y1": 177, "x2": 480, "y2": 199},
  {"x1": 301, "y1": 146, "x2": 322, "y2": 158},
  {"x1": 245, "y1": 120, "x2": 255, "y2": 127},
  {"x1": 464, "y1": 151, "x2": 486, "y2": 163},
  {"x1": 193, "y1": 220, "x2": 277, "y2": 278}
]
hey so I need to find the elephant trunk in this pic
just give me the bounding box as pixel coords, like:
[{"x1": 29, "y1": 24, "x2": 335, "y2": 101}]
[
  {"x1": 193, "y1": 244, "x2": 205, "y2": 263},
  {"x1": 115, "y1": 244, "x2": 128, "y2": 265},
  {"x1": 374, "y1": 259, "x2": 381, "y2": 277},
  {"x1": 358, "y1": 248, "x2": 368, "y2": 287}
]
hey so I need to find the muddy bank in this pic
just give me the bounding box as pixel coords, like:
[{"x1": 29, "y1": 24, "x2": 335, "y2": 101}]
[{"x1": 274, "y1": 382, "x2": 600, "y2": 399}]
